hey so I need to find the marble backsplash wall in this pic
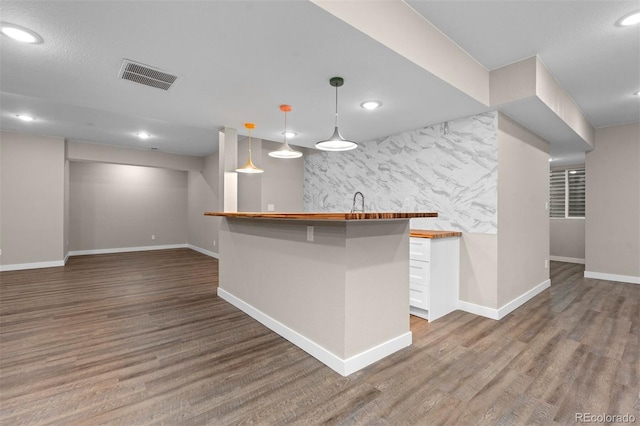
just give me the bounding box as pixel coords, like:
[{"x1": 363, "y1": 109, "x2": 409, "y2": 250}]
[{"x1": 304, "y1": 111, "x2": 498, "y2": 234}]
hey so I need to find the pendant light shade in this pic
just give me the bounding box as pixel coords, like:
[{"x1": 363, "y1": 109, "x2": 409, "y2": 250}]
[
  {"x1": 316, "y1": 77, "x2": 358, "y2": 152},
  {"x1": 236, "y1": 123, "x2": 264, "y2": 174},
  {"x1": 269, "y1": 105, "x2": 303, "y2": 159}
]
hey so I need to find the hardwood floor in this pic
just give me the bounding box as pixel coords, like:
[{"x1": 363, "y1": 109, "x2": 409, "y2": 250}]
[{"x1": 1, "y1": 251, "x2": 638, "y2": 425}]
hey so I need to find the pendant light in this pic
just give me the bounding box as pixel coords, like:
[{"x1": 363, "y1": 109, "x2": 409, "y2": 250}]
[
  {"x1": 236, "y1": 123, "x2": 264, "y2": 174},
  {"x1": 269, "y1": 105, "x2": 303, "y2": 159},
  {"x1": 316, "y1": 77, "x2": 358, "y2": 151}
]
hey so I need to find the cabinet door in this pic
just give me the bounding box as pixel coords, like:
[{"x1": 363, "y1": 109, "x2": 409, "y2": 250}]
[{"x1": 409, "y1": 260, "x2": 430, "y2": 309}]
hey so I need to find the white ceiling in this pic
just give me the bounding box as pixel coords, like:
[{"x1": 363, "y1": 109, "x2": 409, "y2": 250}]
[{"x1": 1, "y1": 1, "x2": 638, "y2": 164}]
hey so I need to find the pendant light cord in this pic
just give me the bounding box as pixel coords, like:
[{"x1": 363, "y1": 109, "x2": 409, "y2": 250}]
[
  {"x1": 334, "y1": 84, "x2": 339, "y2": 127},
  {"x1": 284, "y1": 109, "x2": 288, "y2": 144}
]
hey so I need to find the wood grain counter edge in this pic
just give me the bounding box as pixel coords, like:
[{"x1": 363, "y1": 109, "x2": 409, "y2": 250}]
[
  {"x1": 204, "y1": 212, "x2": 438, "y2": 220},
  {"x1": 410, "y1": 230, "x2": 462, "y2": 239}
]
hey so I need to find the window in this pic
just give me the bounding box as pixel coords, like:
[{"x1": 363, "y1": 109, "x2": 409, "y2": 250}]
[{"x1": 550, "y1": 167, "x2": 585, "y2": 218}]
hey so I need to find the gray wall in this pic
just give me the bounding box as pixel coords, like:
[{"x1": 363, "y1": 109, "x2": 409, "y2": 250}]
[
  {"x1": 1, "y1": 132, "x2": 305, "y2": 267},
  {"x1": 64, "y1": 147, "x2": 70, "y2": 259},
  {"x1": 237, "y1": 136, "x2": 263, "y2": 212},
  {"x1": 69, "y1": 161, "x2": 188, "y2": 251},
  {"x1": 497, "y1": 113, "x2": 549, "y2": 306},
  {"x1": 586, "y1": 122, "x2": 640, "y2": 279},
  {"x1": 261, "y1": 140, "x2": 305, "y2": 212},
  {"x1": 218, "y1": 218, "x2": 410, "y2": 360},
  {"x1": 188, "y1": 152, "x2": 220, "y2": 254},
  {"x1": 550, "y1": 219, "x2": 585, "y2": 262},
  {"x1": 0, "y1": 131, "x2": 65, "y2": 266},
  {"x1": 237, "y1": 138, "x2": 305, "y2": 213}
]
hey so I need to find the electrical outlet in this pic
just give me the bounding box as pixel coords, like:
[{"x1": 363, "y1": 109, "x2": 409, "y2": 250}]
[
  {"x1": 545, "y1": 259, "x2": 549, "y2": 269},
  {"x1": 151, "y1": 235, "x2": 155, "y2": 240},
  {"x1": 267, "y1": 203, "x2": 275, "y2": 211},
  {"x1": 307, "y1": 226, "x2": 314, "y2": 242},
  {"x1": 213, "y1": 240, "x2": 216, "y2": 246},
  {"x1": 545, "y1": 201, "x2": 549, "y2": 211}
]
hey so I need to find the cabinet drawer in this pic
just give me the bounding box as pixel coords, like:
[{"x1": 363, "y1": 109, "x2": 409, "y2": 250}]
[
  {"x1": 409, "y1": 282, "x2": 430, "y2": 309},
  {"x1": 409, "y1": 238, "x2": 431, "y2": 262},
  {"x1": 409, "y1": 260, "x2": 431, "y2": 285}
]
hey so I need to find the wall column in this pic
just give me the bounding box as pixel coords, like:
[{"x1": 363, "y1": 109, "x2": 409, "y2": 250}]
[{"x1": 219, "y1": 127, "x2": 238, "y2": 212}]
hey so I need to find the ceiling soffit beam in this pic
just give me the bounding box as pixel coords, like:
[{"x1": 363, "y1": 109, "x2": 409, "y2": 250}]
[
  {"x1": 66, "y1": 140, "x2": 205, "y2": 172},
  {"x1": 313, "y1": 1, "x2": 594, "y2": 152},
  {"x1": 311, "y1": 0, "x2": 490, "y2": 106},
  {"x1": 490, "y1": 56, "x2": 595, "y2": 150}
]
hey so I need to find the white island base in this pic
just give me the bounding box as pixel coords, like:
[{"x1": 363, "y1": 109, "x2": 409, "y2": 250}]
[{"x1": 212, "y1": 214, "x2": 426, "y2": 376}]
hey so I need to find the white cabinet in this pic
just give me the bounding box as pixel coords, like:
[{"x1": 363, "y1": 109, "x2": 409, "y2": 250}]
[{"x1": 409, "y1": 236, "x2": 459, "y2": 322}]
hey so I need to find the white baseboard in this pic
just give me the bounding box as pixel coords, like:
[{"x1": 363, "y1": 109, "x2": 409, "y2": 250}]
[
  {"x1": 457, "y1": 300, "x2": 500, "y2": 320},
  {"x1": 187, "y1": 244, "x2": 219, "y2": 259},
  {"x1": 0, "y1": 259, "x2": 65, "y2": 272},
  {"x1": 343, "y1": 331, "x2": 412, "y2": 376},
  {"x1": 497, "y1": 279, "x2": 551, "y2": 318},
  {"x1": 68, "y1": 244, "x2": 188, "y2": 257},
  {"x1": 2, "y1": 244, "x2": 212, "y2": 272},
  {"x1": 550, "y1": 256, "x2": 585, "y2": 264},
  {"x1": 458, "y1": 278, "x2": 551, "y2": 320},
  {"x1": 217, "y1": 287, "x2": 412, "y2": 376},
  {"x1": 584, "y1": 271, "x2": 640, "y2": 285}
]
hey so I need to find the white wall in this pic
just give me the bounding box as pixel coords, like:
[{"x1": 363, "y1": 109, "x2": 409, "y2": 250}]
[
  {"x1": 585, "y1": 123, "x2": 640, "y2": 282},
  {"x1": 69, "y1": 162, "x2": 188, "y2": 252},
  {"x1": 0, "y1": 131, "x2": 65, "y2": 268}
]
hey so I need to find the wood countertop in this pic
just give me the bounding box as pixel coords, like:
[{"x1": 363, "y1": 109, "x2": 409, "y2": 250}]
[
  {"x1": 410, "y1": 229, "x2": 462, "y2": 239},
  {"x1": 204, "y1": 212, "x2": 438, "y2": 220}
]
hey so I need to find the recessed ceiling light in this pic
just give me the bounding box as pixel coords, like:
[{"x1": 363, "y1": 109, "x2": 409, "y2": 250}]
[
  {"x1": 282, "y1": 131, "x2": 297, "y2": 138},
  {"x1": 0, "y1": 22, "x2": 43, "y2": 44},
  {"x1": 548, "y1": 158, "x2": 553, "y2": 162},
  {"x1": 137, "y1": 132, "x2": 151, "y2": 139},
  {"x1": 361, "y1": 101, "x2": 382, "y2": 110},
  {"x1": 634, "y1": 90, "x2": 640, "y2": 96},
  {"x1": 569, "y1": 170, "x2": 577, "y2": 174},
  {"x1": 16, "y1": 114, "x2": 35, "y2": 121},
  {"x1": 617, "y1": 10, "x2": 640, "y2": 26}
]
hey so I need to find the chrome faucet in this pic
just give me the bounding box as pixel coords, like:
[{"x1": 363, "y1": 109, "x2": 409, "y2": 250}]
[{"x1": 351, "y1": 191, "x2": 365, "y2": 213}]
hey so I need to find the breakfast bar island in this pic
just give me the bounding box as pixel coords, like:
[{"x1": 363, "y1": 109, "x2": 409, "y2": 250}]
[{"x1": 204, "y1": 212, "x2": 437, "y2": 376}]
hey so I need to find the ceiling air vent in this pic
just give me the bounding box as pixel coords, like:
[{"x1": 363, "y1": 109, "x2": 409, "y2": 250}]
[{"x1": 118, "y1": 59, "x2": 178, "y2": 91}]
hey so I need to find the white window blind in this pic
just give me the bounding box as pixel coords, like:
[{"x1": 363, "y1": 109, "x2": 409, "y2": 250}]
[
  {"x1": 568, "y1": 168, "x2": 585, "y2": 217},
  {"x1": 549, "y1": 167, "x2": 585, "y2": 218},
  {"x1": 550, "y1": 170, "x2": 566, "y2": 218}
]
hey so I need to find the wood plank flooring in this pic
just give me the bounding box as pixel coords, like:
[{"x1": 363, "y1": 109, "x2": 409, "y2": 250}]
[{"x1": 1, "y1": 251, "x2": 638, "y2": 425}]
